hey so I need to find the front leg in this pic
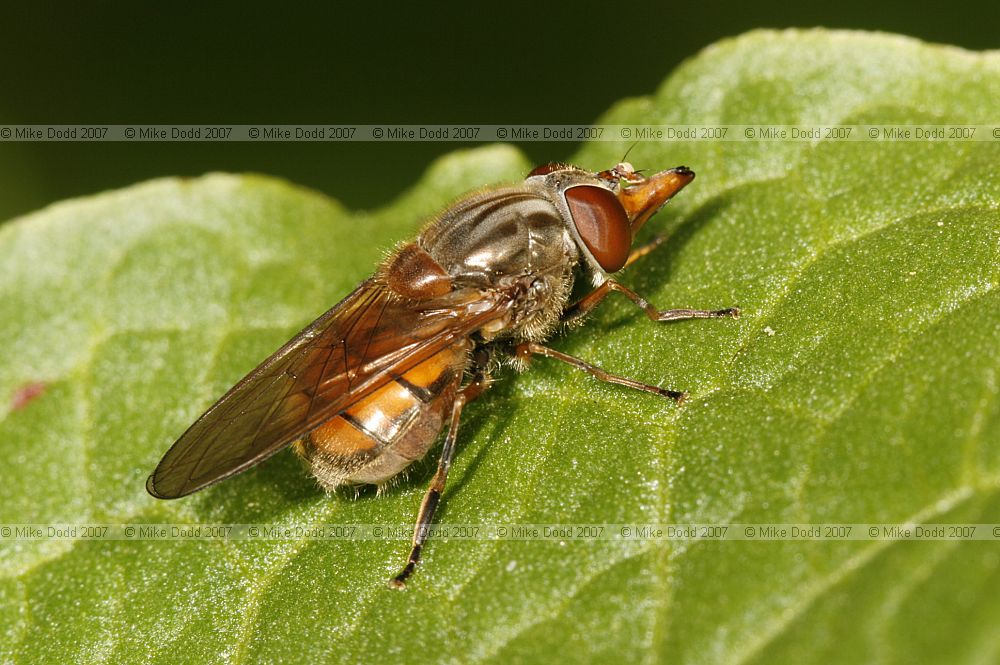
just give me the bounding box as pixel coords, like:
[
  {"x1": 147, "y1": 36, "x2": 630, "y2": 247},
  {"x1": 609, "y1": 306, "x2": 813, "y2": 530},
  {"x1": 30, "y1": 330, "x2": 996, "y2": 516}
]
[{"x1": 561, "y1": 278, "x2": 740, "y2": 326}]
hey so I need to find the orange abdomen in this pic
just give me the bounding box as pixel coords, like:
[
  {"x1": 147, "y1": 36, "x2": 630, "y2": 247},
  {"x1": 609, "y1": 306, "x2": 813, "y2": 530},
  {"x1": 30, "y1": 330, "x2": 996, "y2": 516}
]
[{"x1": 294, "y1": 339, "x2": 471, "y2": 489}]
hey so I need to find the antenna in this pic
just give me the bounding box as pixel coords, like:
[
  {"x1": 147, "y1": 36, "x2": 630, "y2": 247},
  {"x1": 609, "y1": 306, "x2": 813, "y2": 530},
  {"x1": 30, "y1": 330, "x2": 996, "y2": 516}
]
[{"x1": 620, "y1": 141, "x2": 639, "y2": 164}]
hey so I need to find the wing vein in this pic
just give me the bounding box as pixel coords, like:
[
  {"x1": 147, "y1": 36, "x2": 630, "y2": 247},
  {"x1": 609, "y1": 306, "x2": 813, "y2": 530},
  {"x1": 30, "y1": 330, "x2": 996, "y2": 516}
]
[{"x1": 149, "y1": 281, "x2": 510, "y2": 498}]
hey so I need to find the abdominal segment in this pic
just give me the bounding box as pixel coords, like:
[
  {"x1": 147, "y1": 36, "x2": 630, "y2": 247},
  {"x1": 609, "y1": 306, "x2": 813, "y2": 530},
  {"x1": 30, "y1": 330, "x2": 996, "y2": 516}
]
[{"x1": 294, "y1": 340, "x2": 470, "y2": 489}]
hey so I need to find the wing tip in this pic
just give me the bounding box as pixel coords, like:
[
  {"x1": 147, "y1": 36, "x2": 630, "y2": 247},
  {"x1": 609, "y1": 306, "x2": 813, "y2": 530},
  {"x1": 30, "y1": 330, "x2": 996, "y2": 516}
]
[
  {"x1": 145, "y1": 473, "x2": 161, "y2": 498},
  {"x1": 146, "y1": 473, "x2": 175, "y2": 500}
]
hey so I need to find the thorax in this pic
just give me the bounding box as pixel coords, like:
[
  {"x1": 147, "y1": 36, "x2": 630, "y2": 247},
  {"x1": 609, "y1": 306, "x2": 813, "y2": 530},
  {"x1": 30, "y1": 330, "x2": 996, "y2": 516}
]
[{"x1": 419, "y1": 188, "x2": 579, "y2": 341}]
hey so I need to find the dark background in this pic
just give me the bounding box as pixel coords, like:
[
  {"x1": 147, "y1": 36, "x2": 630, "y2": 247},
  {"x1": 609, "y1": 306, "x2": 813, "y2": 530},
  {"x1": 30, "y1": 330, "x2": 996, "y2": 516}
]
[{"x1": 1, "y1": 3, "x2": 996, "y2": 222}]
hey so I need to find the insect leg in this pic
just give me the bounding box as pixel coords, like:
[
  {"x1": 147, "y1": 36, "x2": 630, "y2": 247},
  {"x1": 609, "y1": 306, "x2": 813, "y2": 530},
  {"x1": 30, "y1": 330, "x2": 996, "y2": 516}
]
[
  {"x1": 516, "y1": 341, "x2": 686, "y2": 403},
  {"x1": 389, "y1": 366, "x2": 489, "y2": 589},
  {"x1": 624, "y1": 234, "x2": 668, "y2": 267},
  {"x1": 561, "y1": 278, "x2": 739, "y2": 325}
]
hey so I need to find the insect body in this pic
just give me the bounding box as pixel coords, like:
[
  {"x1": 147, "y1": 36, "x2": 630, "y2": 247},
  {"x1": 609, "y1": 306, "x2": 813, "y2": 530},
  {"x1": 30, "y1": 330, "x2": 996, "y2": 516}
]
[{"x1": 146, "y1": 161, "x2": 738, "y2": 588}]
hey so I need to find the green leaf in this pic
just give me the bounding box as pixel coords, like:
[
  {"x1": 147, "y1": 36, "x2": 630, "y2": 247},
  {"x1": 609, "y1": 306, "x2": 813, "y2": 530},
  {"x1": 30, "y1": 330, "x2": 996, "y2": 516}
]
[{"x1": 2, "y1": 29, "x2": 1000, "y2": 664}]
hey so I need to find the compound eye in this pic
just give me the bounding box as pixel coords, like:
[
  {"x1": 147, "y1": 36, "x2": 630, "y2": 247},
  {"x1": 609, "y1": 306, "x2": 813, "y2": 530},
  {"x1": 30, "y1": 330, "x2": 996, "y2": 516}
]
[
  {"x1": 565, "y1": 185, "x2": 631, "y2": 272},
  {"x1": 527, "y1": 162, "x2": 564, "y2": 178}
]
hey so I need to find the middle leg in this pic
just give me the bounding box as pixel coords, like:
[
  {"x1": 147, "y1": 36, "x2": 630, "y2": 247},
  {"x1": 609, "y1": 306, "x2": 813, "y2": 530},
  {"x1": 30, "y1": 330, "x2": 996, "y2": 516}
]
[{"x1": 515, "y1": 341, "x2": 686, "y2": 403}]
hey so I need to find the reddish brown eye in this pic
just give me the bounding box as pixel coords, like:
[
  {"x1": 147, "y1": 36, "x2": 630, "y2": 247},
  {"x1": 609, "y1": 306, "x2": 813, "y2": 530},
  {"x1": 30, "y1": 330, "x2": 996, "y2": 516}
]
[
  {"x1": 565, "y1": 185, "x2": 632, "y2": 272},
  {"x1": 527, "y1": 162, "x2": 564, "y2": 177}
]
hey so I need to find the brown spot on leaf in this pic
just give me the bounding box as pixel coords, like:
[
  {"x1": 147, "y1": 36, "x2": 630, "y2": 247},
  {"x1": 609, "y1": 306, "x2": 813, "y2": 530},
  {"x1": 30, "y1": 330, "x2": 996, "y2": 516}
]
[{"x1": 10, "y1": 381, "x2": 47, "y2": 411}]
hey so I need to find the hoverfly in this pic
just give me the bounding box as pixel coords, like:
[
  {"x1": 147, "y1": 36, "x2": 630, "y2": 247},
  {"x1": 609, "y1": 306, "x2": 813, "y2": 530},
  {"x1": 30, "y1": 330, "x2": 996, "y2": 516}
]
[{"x1": 146, "y1": 161, "x2": 738, "y2": 588}]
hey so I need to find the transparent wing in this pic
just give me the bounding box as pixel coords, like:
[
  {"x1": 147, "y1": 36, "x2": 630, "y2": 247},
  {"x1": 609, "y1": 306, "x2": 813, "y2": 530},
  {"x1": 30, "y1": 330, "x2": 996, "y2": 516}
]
[{"x1": 147, "y1": 279, "x2": 508, "y2": 498}]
